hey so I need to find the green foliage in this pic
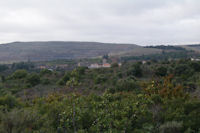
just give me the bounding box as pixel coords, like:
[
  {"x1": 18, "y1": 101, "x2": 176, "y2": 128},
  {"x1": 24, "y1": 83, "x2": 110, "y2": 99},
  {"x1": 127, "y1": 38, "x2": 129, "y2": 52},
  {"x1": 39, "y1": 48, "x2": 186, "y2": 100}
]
[
  {"x1": 115, "y1": 78, "x2": 139, "y2": 92},
  {"x1": 111, "y1": 63, "x2": 119, "y2": 68},
  {"x1": 57, "y1": 72, "x2": 71, "y2": 85},
  {"x1": 122, "y1": 50, "x2": 200, "y2": 63},
  {"x1": 159, "y1": 121, "x2": 183, "y2": 133},
  {"x1": 26, "y1": 73, "x2": 40, "y2": 87},
  {"x1": 11, "y1": 62, "x2": 34, "y2": 70},
  {"x1": 41, "y1": 78, "x2": 51, "y2": 85},
  {"x1": 11, "y1": 69, "x2": 28, "y2": 79},
  {"x1": 66, "y1": 78, "x2": 79, "y2": 88},
  {"x1": 0, "y1": 59, "x2": 199, "y2": 132},
  {"x1": 94, "y1": 74, "x2": 107, "y2": 84},
  {"x1": 40, "y1": 93, "x2": 153, "y2": 132},
  {"x1": 40, "y1": 69, "x2": 52, "y2": 76},
  {"x1": 0, "y1": 65, "x2": 8, "y2": 72},
  {"x1": 174, "y1": 64, "x2": 194, "y2": 81},
  {"x1": 127, "y1": 63, "x2": 142, "y2": 77},
  {"x1": 174, "y1": 64, "x2": 189, "y2": 75},
  {"x1": 1, "y1": 75, "x2": 5, "y2": 83},
  {"x1": 189, "y1": 62, "x2": 200, "y2": 72},
  {"x1": 0, "y1": 108, "x2": 51, "y2": 133},
  {"x1": 183, "y1": 100, "x2": 200, "y2": 131},
  {"x1": 0, "y1": 94, "x2": 21, "y2": 110},
  {"x1": 145, "y1": 45, "x2": 186, "y2": 51},
  {"x1": 76, "y1": 67, "x2": 87, "y2": 75},
  {"x1": 57, "y1": 69, "x2": 81, "y2": 87},
  {"x1": 155, "y1": 66, "x2": 167, "y2": 77}
]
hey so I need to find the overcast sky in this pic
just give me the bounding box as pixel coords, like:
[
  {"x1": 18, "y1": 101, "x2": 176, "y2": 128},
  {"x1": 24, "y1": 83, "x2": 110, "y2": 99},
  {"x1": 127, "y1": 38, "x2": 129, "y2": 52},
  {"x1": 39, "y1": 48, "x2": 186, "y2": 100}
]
[{"x1": 0, "y1": 0, "x2": 199, "y2": 45}]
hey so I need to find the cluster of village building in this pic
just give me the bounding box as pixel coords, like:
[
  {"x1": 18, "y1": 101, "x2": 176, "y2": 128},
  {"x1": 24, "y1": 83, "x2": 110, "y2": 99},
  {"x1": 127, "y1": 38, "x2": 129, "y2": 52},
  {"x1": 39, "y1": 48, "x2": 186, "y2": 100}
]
[
  {"x1": 37, "y1": 63, "x2": 112, "y2": 70},
  {"x1": 35, "y1": 57, "x2": 200, "y2": 71},
  {"x1": 88, "y1": 63, "x2": 111, "y2": 69},
  {"x1": 36, "y1": 58, "x2": 122, "y2": 71},
  {"x1": 88, "y1": 59, "x2": 122, "y2": 69}
]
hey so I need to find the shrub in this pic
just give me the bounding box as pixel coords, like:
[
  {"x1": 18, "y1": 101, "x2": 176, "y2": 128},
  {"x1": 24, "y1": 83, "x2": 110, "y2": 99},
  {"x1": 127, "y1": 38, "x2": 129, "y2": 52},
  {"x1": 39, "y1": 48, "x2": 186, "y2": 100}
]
[
  {"x1": 111, "y1": 63, "x2": 119, "y2": 68},
  {"x1": 116, "y1": 78, "x2": 140, "y2": 92},
  {"x1": 41, "y1": 78, "x2": 51, "y2": 85},
  {"x1": 0, "y1": 109, "x2": 50, "y2": 133},
  {"x1": 155, "y1": 66, "x2": 167, "y2": 77},
  {"x1": 0, "y1": 65, "x2": 8, "y2": 72},
  {"x1": 26, "y1": 73, "x2": 40, "y2": 86},
  {"x1": 159, "y1": 121, "x2": 183, "y2": 133},
  {"x1": 94, "y1": 75, "x2": 107, "y2": 84},
  {"x1": 40, "y1": 69, "x2": 52, "y2": 76},
  {"x1": 127, "y1": 64, "x2": 142, "y2": 77},
  {"x1": 0, "y1": 94, "x2": 21, "y2": 110},
  {"x1": 11, "y1": 70, "x2": 28, "y2": 79},
  {"x1": 57, "y1": 72, "x2": 71, "y2": 85},
  {"x1": 190, "y1": 62, "x2": 200, "y2": 72}
]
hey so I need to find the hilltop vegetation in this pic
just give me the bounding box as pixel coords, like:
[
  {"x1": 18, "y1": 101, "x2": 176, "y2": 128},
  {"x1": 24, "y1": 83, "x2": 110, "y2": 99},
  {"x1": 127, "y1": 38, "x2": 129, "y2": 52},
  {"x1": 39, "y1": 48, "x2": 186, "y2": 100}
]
[
  {"x1": 0, "y1": 57, "x2": 200, "y2": 132},
  {"x1": 145, "y1": 45, "x2": 186, "y2": 51}
]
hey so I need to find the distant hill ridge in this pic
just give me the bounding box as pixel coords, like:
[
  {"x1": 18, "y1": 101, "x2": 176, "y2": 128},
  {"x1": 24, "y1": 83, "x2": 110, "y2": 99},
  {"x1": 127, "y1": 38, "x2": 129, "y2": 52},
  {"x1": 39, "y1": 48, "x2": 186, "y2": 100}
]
[
  {"x1": 0, "y1": 41, "x2": 145, "y2": 63},
  {"x1": 1, "y1": 41, "x2": 199, "y2": 63}
]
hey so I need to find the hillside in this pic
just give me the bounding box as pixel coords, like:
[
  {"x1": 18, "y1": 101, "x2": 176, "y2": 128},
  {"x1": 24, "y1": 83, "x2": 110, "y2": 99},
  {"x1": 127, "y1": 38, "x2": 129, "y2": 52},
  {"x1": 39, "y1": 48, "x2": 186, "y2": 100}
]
[
  {"x1": 181, "y1": 44, "x2": 200, "y2": 53},
  {"x1": 0, "y1": 41, "x2": 161, "y2": 63}
]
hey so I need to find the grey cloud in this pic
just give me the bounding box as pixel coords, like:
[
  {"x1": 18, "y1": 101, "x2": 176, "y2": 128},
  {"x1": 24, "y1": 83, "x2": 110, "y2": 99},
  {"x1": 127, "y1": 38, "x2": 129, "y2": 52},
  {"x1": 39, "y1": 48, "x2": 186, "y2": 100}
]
[{"x1": 0, "y1": 0, "x2": 199, "y2": 45}]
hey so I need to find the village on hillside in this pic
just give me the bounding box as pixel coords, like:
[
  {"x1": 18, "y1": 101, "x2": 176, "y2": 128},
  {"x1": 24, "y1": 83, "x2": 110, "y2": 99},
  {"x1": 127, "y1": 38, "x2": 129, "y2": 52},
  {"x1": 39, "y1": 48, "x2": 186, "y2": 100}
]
[{"x1": 35, "y1": 55, "x2": 122, "y2": 71}]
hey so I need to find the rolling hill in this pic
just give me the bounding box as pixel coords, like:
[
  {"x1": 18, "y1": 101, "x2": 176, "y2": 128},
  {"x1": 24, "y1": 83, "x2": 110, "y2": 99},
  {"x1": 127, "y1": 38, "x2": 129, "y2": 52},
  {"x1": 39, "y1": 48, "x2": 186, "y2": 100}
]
[
  {"x1": 181, "y1": 44, "x2": 200, "y2": 53},
  {"x1": 0, "y1": 41, "x2": 161, "y2": 63}
]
